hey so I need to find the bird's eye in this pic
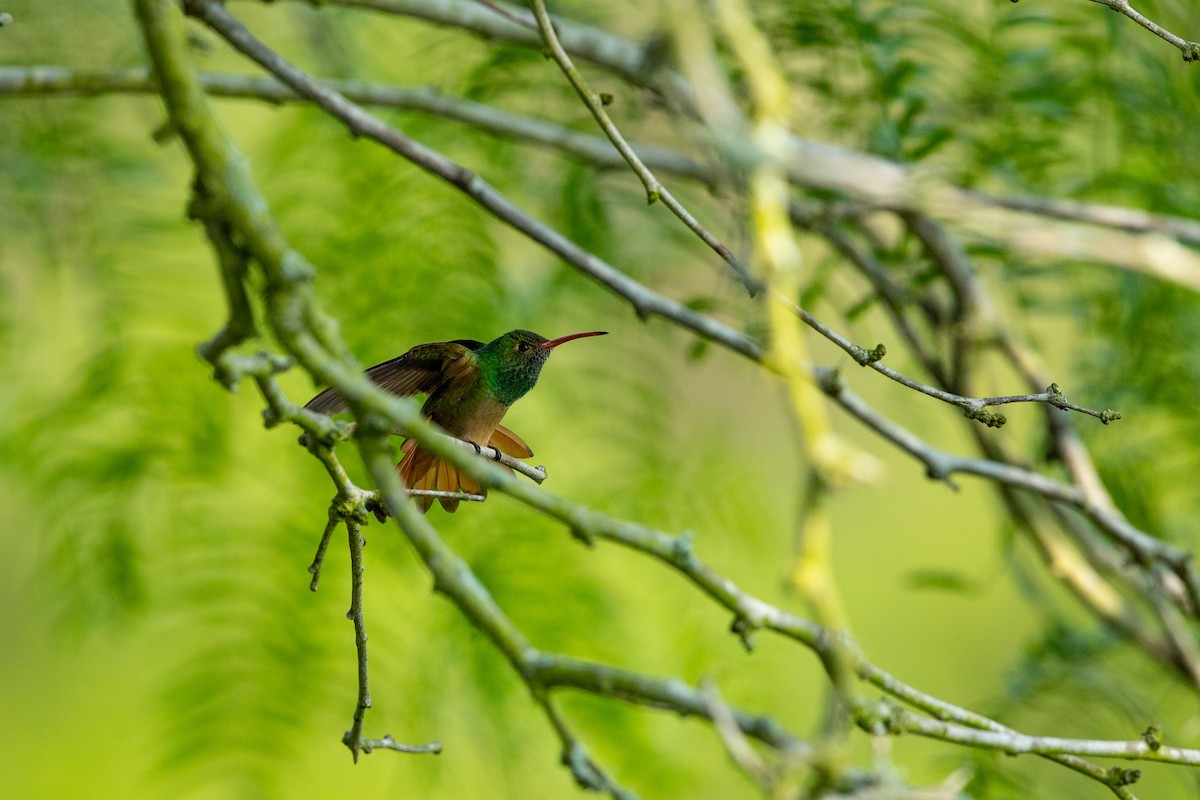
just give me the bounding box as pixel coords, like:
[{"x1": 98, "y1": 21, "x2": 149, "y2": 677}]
[{"x1": 517, "y1": 342, "x2": 531, "y2": 352}]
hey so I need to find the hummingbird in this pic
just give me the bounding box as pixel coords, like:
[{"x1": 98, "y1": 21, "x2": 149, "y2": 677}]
[{"x1": 305, "y1": 329, "x2": 607, "y2": 513}]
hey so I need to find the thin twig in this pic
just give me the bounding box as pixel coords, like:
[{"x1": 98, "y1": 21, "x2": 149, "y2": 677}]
[
  {"x1": 857, "y1": 693, "x2": 1197, "y2": 763},
  {"x1": 406, "y1": 489, "x2": 486, "y2": 502},
  {"x1": 700, "y1": 680, "x2": 776, "y2": 789},
  {"x1": 533, "y1": 692, "x2": 639, "y2": 799},
  {"x1": 342, "y1": 518, "x2": 373, "y2": 762},
  {"x1": 528, "y1": 0, "x2": 759, "y2": 293},
  {"x1": 777, "y1": 292, "x2": 1118, "y2": 427},
  {"x1": 357, "y1": 734, "x2": 443, "y2": 755},
  {"x1": 1085, "y1": 0, "x2": 1200, "y2": 61},
  {"x1": 450, "y1": 436, "x2": 546, "y2": 483},
  {"x1": 309, "y1": 512, "x2": 338, "y2": 591}
]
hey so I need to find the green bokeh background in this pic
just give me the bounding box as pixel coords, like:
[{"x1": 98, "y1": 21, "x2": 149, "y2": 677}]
[{"x1": 3, "y1": 1, "x2": 1200, "y2": 798}]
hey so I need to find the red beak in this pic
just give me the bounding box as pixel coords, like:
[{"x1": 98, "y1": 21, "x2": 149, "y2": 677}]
[{"x1": 538, "y1": 330, "x2": 608, "y2": 350}]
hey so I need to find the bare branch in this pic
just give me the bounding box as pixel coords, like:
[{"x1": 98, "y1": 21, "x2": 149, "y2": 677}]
[
  {"x1": 528, "y1": 0, "x2": 759, "y2": 293},
  {"x1": 356, "y1": 735, "x2": 443, "y2": 755},
  {"x1": 967, "y1": 190, "x2": 1200, "y2": 248},
  {"x1": 700, "y1": 680, "x2": 776, "y2": 789},
  {"x1": 1084, "y1": 0, "x2": 1200, "y2": 61},
  {"x1": 308, "y1": 512, "x2": 337, "y2": 591},
  {"x1": 777, "y1": 292, "x2": 1118, "y2": 427},
  {"x1": 0, "y1": 66, "x2": 717, "y2": 184},
  {"x1": 341, "y1": 518, "x2": 373, "y2": 761}
]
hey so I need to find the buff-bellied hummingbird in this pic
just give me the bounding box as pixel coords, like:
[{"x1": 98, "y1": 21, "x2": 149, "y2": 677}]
[{"x1": 305, "y1": 329, "x2": 607, "y2": 512}]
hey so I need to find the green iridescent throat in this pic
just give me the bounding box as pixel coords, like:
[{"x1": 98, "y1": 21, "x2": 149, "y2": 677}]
[{"x1": 477, "y1": 330, "x2": 552, "y2": 407}]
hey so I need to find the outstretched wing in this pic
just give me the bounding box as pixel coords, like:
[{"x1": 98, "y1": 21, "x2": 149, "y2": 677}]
[{"x1": 305, "y1": 339, "x2": 484, "y2": 414}]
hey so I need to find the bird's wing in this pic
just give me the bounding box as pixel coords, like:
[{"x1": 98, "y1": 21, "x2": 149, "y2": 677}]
[{"x1": 305, "y1": 339, "x2": 484, "y2": 414}]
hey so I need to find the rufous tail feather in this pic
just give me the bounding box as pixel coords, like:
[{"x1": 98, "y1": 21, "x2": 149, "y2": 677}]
[{"x1": 397, "y1": 426, "x2": 532, "y2": 513}]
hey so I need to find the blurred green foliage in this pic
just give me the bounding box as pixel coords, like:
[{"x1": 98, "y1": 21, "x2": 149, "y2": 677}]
[{"x1": 3, "y1": 0, "x2": 1200, "y2": 798}]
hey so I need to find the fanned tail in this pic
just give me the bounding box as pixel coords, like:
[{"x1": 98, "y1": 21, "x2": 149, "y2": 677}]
[
  {"x1": 398, "y1": 439, "x2": 482, "y2": 513},
  {"x1": 396, "y1": 425, "x2": 532, "y2": 513}
]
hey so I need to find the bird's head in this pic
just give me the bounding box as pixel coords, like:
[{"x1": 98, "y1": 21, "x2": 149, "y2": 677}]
[{"x1": 479, "y1": 329, "x2": 606, "y2": 405}]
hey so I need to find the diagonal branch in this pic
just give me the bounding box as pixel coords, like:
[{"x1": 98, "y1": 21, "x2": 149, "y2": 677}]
[
  {"x1": 1084, "y1": 0, "x2": 1200, "y2": 61},
  {"x1": 527, "y1": 0, "x2": 759, "y2": 293},
  {"x1": 0, "y1": 66, "x2": 715, "y2": 183}
]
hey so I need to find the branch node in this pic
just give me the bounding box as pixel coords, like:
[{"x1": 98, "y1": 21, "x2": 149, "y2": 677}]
[
  {"x1": 1184, "y1": 42, "x2": 1200, "y2": 62},
  {"x1": 815, "y1": 366, "x2": 843, "y2": 396},
  {"x1": 1142, "y1": 723, "x2": 1163, "y2": 751},
  {"x1": 1105, "y1": 766, "x2": 1142, "y2": 787},
  {"x1": 963, "y1": 404, "x2": 1007, "y2": 428},
  {"x1": 562, "y1": 742, "x2": 606, "y2": 791},
  {"x1": 730, "y1": 616, "x2": 758, "y2": 652},
  {"x1": 670, "y1": 530, "x2": 697, "y2": 568},
  {"x1": 280, "y1": 250, "x2": 316, "y2": 283},
  {"x1": 569, "y1": 526, "x2": 596, "y2": 548},
  {"x1": 151, "y1": 119, "x2": 177, "y2": 145},
  {"x1": 923, "y1": 459, "x2": 959, "y2": 490},
  {"x1": 852, "y1": 343, "x2": 887, "y2": 366},
  {"x1": 366, "y1": 495, "x2": 389, "y2": 523}
]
